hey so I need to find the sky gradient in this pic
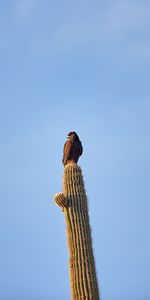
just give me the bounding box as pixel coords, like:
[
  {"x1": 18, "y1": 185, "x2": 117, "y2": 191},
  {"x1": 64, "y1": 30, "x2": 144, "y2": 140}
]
[{"x1": 0, "y1": 1, "x2": 150, "y2": 299}]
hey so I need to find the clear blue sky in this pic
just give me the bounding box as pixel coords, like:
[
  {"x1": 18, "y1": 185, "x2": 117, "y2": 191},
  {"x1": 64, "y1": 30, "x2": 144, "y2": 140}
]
[{"x1": 0, "y1": 1, "x2": 150, "y2": 299}]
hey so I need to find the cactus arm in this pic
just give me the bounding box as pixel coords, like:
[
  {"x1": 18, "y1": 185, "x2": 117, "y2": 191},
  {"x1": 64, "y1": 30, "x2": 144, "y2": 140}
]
[{"x1": 54, "y1": 193, "x2": 68, "y2": 211}]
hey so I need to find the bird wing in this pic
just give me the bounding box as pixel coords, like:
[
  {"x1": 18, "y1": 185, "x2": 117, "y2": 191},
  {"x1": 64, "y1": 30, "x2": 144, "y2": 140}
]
[{"x1": 79, "y1": 141, "x2": 83, "y2": 156}]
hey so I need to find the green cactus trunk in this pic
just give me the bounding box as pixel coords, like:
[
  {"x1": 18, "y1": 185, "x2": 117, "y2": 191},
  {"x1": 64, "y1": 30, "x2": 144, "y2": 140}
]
[{"x1": 54, "y1": 163, "x2": 100, "y2": 300}]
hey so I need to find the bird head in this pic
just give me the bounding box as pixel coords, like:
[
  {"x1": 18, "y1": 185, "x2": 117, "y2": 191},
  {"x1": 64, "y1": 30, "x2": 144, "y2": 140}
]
[{"x1": 67, "y1": 131, "x2": 79, "y2": 140}]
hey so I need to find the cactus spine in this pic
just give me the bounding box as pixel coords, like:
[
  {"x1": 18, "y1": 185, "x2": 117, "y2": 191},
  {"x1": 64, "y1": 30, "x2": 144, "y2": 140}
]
[{"x1": 54, "y1": 163, "x2": 100, "y2": 300}]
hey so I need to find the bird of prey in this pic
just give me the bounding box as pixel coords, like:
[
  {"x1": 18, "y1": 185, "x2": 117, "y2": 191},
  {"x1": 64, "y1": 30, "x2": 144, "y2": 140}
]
[{"x1": 62, "y1": 132, "x2": 83, "y2": 166}]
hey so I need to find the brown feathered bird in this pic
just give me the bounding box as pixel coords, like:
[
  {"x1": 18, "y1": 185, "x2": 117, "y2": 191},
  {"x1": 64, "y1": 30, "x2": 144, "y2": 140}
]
[{"x1": 62, "y1": 132, "x2": 83, "y2": 166}]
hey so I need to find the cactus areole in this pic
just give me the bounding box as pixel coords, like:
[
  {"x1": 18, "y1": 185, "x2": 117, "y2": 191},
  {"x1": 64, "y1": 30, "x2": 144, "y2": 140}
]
[{"x1": 54, "y1": 163, "x2": 100, "y2": 300}]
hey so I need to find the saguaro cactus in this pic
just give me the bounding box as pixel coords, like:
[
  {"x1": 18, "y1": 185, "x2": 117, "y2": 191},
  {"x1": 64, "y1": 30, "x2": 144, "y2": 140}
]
[{"x1": 54, "y1": 163, "x2": 100, "y2": 300}]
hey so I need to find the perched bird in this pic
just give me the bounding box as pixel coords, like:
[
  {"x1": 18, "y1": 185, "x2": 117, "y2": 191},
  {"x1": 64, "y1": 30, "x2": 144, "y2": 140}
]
[{"x1": 62, "y1": 132, "x2": 83, "y2": 166}]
